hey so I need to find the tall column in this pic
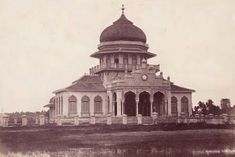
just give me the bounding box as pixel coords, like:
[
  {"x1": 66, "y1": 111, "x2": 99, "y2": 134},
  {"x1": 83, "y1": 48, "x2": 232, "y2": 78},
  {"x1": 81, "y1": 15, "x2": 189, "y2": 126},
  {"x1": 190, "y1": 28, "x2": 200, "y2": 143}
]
[
  {"x1": 128, "y1": 54, "x2": 132, "y2": 65},
  {"x1": 177, "y1": 96, "x2": 181, "y2": 116},
  {"x1": 111, "y1": 54, "x2": 114, "y2": 64},
  {"x1": 119, "y1": 54, "x2": 123, "y2": 64},
  {"x1": 112, "y1": 102, "x2": 115, "y2": 116},
  {"x1": 109, "y1": 94, "x2": 113, "y2": 114},
  {"x1": 136, "y1": 98, "x2": 139, "y2": 116},
  {"x1": 122, "y1": 97, "x2": 125, "y2": 115},
  {"x1": 63, "y1": 93, "x2": 69, "y2": 117},
  {"x1": 164, "y1": 99, "x2": 168, "y2": 116},
  {"x1": 167, "y1": 92, "x2": 172, "y2": 116},
  {"x1": 90, "y1": 97, "x2": 94, "y2": 116},
  {"x1": 109, "y1": 92, "x2": 113, "y2": 115},
  {"x1": 189, "y1": 95, "x2": 193, "y2": 116},
  {"x1": 150, "y1": 95, "x2": 154, "y2": 116},
  {"x1": 116, "y1": 91, "x2": 122, "y2": 116}
]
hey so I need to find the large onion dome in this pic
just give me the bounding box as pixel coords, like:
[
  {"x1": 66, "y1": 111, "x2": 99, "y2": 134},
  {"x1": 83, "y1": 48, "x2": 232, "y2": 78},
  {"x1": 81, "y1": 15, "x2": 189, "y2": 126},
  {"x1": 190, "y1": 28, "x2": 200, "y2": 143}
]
[{"x1": 100, "y1": 13, "x2": 147, "y2": 43}]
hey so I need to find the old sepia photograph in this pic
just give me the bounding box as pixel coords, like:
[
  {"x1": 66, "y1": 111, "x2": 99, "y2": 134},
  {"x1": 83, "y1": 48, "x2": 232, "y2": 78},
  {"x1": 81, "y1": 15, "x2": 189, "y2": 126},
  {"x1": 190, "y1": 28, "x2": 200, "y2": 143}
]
[{"x1": 0, "y1": 0, "x2": 235, "y2": 156}]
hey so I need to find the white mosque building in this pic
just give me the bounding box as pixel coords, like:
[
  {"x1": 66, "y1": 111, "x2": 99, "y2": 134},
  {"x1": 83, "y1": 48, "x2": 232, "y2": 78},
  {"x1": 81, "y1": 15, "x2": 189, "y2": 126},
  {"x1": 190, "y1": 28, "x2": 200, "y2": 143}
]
[{"x1": 45, "y1": 7, "x2": 195, "y2": 123}]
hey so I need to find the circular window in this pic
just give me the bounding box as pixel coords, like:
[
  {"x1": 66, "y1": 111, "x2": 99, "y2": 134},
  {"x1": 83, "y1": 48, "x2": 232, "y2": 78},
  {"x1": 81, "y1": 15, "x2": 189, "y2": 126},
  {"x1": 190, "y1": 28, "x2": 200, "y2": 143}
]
[{"x1": 141, "y1": 74, "x2": 148, "y2": 81}]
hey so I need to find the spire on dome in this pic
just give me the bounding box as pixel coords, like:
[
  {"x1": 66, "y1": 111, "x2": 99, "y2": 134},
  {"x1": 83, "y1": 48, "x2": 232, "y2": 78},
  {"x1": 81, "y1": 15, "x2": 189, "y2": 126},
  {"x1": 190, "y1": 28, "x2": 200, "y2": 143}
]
[{"x1": 121, "y1": 4, "x2": 125, "y2": 14}]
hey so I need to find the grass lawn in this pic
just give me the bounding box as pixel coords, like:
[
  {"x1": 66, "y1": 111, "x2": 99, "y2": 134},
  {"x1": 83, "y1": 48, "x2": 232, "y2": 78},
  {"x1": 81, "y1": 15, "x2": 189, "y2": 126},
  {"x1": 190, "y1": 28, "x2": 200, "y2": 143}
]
[{"x1": 0, "y1": 124, "x2": 235, "y2": 153}]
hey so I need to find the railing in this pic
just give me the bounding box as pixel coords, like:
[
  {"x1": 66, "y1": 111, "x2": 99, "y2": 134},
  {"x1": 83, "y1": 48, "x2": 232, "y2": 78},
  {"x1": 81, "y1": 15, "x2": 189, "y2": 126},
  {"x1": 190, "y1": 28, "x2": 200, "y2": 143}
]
[
  {"x1": 90, "y1": 63, "x2": 160, "y2": 74},
  {"x1": 2, "y1": 114, "x2": 235, "y2": 127}
]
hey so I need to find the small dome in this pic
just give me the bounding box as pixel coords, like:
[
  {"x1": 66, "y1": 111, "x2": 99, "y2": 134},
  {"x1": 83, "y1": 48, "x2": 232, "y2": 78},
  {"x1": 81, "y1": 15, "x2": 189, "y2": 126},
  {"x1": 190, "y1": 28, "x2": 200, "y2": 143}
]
[{"x1": 100, "y1": 14, "x2": 147, "y2": 43}]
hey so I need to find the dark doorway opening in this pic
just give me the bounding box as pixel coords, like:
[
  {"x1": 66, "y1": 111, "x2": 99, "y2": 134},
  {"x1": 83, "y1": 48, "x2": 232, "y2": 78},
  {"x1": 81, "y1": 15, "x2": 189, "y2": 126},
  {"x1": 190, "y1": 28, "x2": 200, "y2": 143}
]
[
  {"x1": 124, "y1": 91, "x2": 136, "y2": 116},
  {"x1": 113, "y1": 92, "x2": 117, "y2": 116},
  {"x1": 138, "y1": 91, "x2": 151, "y2": 116},
  {"x1": 153, "y1": 92, "x2": 165, "y2": 116}
]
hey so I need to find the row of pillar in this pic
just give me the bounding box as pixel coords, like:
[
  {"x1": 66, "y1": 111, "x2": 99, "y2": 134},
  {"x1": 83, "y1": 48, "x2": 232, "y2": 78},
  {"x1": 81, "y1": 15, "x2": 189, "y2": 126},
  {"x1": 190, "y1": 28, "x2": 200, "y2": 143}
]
[
  {"x1": 112, "y1": 98, "x2": 167, "y2": 117},
  {"x1": 0, "y1": 114, "x2": 46, "y2": 127}
]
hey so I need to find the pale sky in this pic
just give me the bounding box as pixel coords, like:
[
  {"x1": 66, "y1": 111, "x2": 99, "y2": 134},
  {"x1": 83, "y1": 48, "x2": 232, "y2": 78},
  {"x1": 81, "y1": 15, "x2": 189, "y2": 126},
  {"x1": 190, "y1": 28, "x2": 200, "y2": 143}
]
[{"x1": 0, "y1": 0, "x2": 235, "y2": 112}]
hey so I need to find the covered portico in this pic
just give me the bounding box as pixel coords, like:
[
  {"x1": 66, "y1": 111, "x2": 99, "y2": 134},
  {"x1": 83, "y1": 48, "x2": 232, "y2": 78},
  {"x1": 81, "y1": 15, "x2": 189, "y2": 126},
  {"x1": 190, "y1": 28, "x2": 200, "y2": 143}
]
[{"x1": 109, "y1": 87, "x2": 170, "y2": 117}]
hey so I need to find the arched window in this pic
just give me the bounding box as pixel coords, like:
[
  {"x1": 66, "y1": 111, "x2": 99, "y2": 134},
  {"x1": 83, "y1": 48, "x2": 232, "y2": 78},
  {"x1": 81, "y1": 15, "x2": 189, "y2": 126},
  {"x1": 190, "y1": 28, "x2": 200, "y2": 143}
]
[
  {"x1": 94, "y1": 96, "x2": 103, "y2": 114},
  {"x1": 181, "y1": 96, "x2": 189, "y2": 113},
  {"x1": 68, "y1": 95, "x2": 77, "y2": 115},
  {"x1": 171, "y1": 96, "x2": 178, "y2": 115},
  {"x1": 81, "y1": 96, "x2": 90, "y2": 115}
]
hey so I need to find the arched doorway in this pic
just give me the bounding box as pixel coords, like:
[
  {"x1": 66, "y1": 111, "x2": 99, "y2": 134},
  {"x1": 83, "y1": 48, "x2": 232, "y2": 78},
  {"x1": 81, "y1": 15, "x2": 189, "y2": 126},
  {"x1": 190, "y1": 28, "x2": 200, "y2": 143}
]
[
  {"x1": 113, "y1": 92, "x2": 117, "y2": 116},
  {"x1": 124, "y1": 91, "x2": 136, "y2": 116},
  {"x1": 138, "y1": 91, "x2": 151, "y2": 116},
  {"x1": 153, "y1": 92, "x2": 165, "y2": 116}
]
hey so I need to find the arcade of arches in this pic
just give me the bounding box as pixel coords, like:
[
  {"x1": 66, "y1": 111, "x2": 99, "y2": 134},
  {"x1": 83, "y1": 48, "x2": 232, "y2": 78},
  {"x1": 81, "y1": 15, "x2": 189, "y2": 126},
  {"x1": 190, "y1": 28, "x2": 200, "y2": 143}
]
[{"x1": 120, "y1": 91, "x2": 190, "y2": 116}]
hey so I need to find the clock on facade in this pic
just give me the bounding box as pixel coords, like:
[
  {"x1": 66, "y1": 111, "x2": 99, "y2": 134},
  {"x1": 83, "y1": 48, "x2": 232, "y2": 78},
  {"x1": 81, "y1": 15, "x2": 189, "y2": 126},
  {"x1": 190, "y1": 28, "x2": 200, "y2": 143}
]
[{"x1": 141, "y1": 74, "x2": 148, "y2": 81}]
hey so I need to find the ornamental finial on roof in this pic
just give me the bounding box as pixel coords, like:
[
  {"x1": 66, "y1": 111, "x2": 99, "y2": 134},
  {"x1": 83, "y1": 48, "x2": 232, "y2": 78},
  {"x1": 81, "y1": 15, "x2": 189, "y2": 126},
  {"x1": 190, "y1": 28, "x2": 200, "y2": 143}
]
[{"x1": 121, "y1": 4, "x2": 125, "y2": 14}]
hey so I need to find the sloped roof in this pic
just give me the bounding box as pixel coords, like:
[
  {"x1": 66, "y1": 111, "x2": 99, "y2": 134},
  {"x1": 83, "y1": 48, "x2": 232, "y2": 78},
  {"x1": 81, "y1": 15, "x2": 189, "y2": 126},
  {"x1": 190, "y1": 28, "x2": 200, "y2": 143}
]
[
  {"x1": 171, "y1": 83, "x2": 195, "y2": 92},
  {"x1": 73, "y1": 75, "x2": 103, "y2": 83},
  {"x1": 54, "y1": 75, "x2": 106, "y2": 93}
]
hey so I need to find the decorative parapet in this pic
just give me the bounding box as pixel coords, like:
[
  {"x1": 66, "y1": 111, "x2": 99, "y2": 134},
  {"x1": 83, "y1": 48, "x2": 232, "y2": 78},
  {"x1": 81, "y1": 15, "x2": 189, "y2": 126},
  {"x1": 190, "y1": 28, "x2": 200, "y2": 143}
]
[
  {"x1": 90, "y1": 64, "x2": 140, "y2": 74},
  {"x1": 90, "y1": 63, "x2": 160, "y2": 74}
]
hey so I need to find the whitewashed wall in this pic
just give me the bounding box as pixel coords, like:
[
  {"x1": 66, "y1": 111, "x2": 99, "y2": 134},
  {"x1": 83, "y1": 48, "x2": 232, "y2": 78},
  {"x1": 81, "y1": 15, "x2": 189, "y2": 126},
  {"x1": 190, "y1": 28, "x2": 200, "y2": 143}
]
[
  {"x1": 171, "y1": 92, "x2": 192, "y2": 116},
  {"x1": 55, "y1": 91, "x2": 106, "y2": 117}
]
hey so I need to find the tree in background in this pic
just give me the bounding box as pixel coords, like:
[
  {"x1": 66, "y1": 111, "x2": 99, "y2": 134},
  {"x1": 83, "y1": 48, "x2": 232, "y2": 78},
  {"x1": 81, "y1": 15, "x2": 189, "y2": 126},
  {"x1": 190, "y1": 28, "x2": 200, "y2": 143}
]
[
  {"x1": 205, "y1": 99, "x2": 220, "y2": 115},
  {"x1": 193, "y1": 99, "x2": 221, "y2": 115}
]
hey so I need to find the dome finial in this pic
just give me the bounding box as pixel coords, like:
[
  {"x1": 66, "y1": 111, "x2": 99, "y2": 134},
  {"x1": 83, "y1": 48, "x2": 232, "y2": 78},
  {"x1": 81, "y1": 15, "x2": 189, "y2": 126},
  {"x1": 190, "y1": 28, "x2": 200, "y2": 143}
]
[{"x1": 121, "y1": 4, "x2": 125, "y2": 14}]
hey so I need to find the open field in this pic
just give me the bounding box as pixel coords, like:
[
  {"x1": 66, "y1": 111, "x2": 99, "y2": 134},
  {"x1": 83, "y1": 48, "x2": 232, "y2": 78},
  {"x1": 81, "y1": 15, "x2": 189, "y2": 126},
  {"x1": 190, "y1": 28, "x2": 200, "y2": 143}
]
[{"x1": 0, "y1": 124, "x2": 235, "y2": 154}]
